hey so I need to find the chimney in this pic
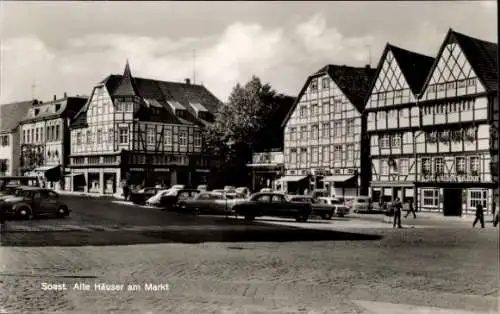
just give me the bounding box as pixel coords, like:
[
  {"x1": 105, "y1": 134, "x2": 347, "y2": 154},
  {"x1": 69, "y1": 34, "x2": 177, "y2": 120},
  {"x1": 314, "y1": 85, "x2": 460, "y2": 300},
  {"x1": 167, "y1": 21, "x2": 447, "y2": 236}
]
[
  {"x1": 53, "y1": 94, "x2": 57, "y2": 101},
  {"x1": 64, "y1": 92, "x2": 67, "y2": 98},
  {"x1": 185, "y1": 78, "x2": 191, "y2": 85}
]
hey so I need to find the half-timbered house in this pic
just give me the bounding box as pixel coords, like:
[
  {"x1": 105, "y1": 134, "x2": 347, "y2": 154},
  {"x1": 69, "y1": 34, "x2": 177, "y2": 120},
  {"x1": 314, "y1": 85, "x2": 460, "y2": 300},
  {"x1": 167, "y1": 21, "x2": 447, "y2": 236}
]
[
  {"x1": 19, "y1": 95, "x2": 88, "y2": 190},
  {"x1": 281, "y1": 65, "x2": 375, "y2": 197},
  {"x1": 415, "y1": 29, "x2": 498, "y2": 215},
  {"x1": 365, "y1": 44, "x2": 434, "y2": 206},
  {"x1": 68, "y1": 62, "x2": 222, "y2": 194}
]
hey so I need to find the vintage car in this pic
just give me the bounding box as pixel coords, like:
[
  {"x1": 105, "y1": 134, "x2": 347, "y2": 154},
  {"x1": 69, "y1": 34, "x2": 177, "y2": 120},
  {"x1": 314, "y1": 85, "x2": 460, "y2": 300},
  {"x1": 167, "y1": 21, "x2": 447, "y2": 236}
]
[
  {"x1": 346, "y1": 196, "x2": 373, "y2": 213},
  {"x1": 178, "y1": 191, "x2": 245, "y2": 215},
  {"x1": 129, "y1": 187, "x2": 161, "y2": 205},
  {"x1": 0, "y1": 187, "x2": 70, "y2": 219},
  {"x1": 235, "y1": 187, "x2": 251, "y2": 198},
  {"x1": 288, "y1": 195, "x2": 335, "y2": 219},
  {"x1": 232, "y1": 192, "x2": 312, "y2": 222},
  {"x1": 317, "y1": 197, "x2": 350, "y2": 217},
  {"x1": 160, "y1": 189, "x2": 201, "y2": 210}
]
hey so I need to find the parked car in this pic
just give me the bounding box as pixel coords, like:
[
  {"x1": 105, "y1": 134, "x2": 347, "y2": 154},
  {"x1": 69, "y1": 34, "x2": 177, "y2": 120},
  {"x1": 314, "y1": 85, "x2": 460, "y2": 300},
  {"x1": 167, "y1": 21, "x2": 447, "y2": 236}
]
[
  {"x1": 196, "y1": 185, "x2": 208, "y2": 192},
  {"x1": 170, "y1": 184, "x2": 185, "y2": 190},
  {"x1": 179, "y1": 191, "x2": 245, "y2": 215},
  {"x1": 235, "y1": 187, "x2": 250, "y2": 198},
  {"x1": 145, "y1": 189, "x2": 171, "y2": 206},
  {"x1": 289, "y1": 195, "x2": 334, "y2": 220},
  {"x1": 161, "y1": 189, "x2": 201, "y2": 210},
  {"x1": 0, "y1": 187, "x2": 70, "y2": 219},
  {"x1": 317, "y1": 197, "x2": 350, "y2": 217},
  {"x1": 232, "y1": 192, "x2": 312, "y2": 222},
  {"x1": 260, "y1": 188, "x2": 273, "y2": 192},
  {"x1": 129, "y1": 187, "x2": 161, "y2": 205},
  {"x1": 310, "y1": 189, "x2": 329, "y2": 199},
  {"x1": 347, "y1": 196, "x2": 373, "y2": 213}
]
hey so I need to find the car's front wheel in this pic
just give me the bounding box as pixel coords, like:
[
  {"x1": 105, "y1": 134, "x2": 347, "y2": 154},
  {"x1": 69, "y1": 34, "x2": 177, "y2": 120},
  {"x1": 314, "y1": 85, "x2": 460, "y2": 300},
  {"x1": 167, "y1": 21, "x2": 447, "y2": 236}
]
[
  {"x1": 57, "y1": 206, "x2": 69, "y2": 218},
  {"x1": 17, "y1": 207, "x2": 33, "y2": 220}
]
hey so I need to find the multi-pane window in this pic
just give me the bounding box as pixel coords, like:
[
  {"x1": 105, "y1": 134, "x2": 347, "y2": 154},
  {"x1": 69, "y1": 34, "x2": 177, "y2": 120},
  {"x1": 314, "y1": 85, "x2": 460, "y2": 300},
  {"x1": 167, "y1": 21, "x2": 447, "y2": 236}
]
[
  {"x1": 469, "y1": 190, "x2": 487, "y2": 209},
  {"x1": 23, "y1": 130, "x2": 26, "y2": 143},
  {"x1": 290, "y1": 127, "x2": 297, "y2": 141},
  {"x1": 299, "y1": 106, "x2": 307, "y2": 117},
  {"x1": 310, "y1": 79, "x2": 318, "y2": 91},
  {"x1": 333, "y1": 121, "x2": 342, "y2": 137},
  {"x1": 35, "y1": 128, "x2": 39, "y2": 143},
  {"x1": 194, "y1": 132, "x2": 202, "y2": 147},
  {"x1": 322, "y1": 146, "x2": 329, "y2": 163},
  {"x1": 334, "y1": 145, "x2": 342, "y2": 161},
  {"x1": 469, "y1": 156, "x2": 479, "y2": 175},
  {"x1": 126, "y1": 102, "x2": 133, "y2": 112},
  {"x1": 322, "y1": 101, "x2": 329, "y2": 114},
  {"x1": 76, "y1": 132, "x2": 82, "y2": 145},
  {"x1": 86, "y1": 131, "x2": 92, "y2": 145},
  {"x1": 55, "y1": 125, "x2": 60, "y2": 141},
  {"x1": 346, "y1": 144, "x2": 354, "y2": 160},
  {"x1": 116, "y1": 101, "x2": 124, "y2": 112},
  {"x1": 179, "y1": 131, "x2": 188, "y2": 146},
  {"x1": 322, "y1": 123, "x2": 329, "y2": 138},
  {"x1": 392, "y1": 134, "x2": 401, "y2": 148},
  {"x1": 334, "y1": 100, "x2": 342, "y2": 113},
  {"x1": 300, "y1": 126, "x2": 307, "y2": 140},
  {"x1": 322, "y1": 78, "x2": 330, "y2": 89},
  {"x1": 147, "y1": 128, "x2": 155, "y2": 145},
  {"x1": 346, "y1": 119, "x2": 355, "y2": 135},
  {"x1": 400, "y1": 159, "x2": 409, "y2": 175},
  {"x1": 96, "y1": 129, "x2": 102, "y2": 144},
  {"x1": 119, "y1": 127, "x2": 129, "y2": 144},
  {"x1": 379, "y1": 111, "x2": 386, "y2": 121},
  {"x1": 310, "y1": 103, "x2": 318, "y2": 116},
  {"x1": 422, "y1": 158, "x2": 432, "y2": 175},
  {"x1": 423, "y1": 189, "x2": 439, "y2": 206},
  {"x1": 0, "y1": 136, "x2": 9, "y2": 147},
  {"x1": 164, "y1": 129, "x2": 172, "y2": 145},
  {"x1": 380, "y1": 159, "x2": 388, "y2": 175},
  {"x1": 300, "y1": 148, "x2": 307, "y2": 164},
  {"x1": 434, "y1": 157, "x2": 444, "y2": 175},
  {"x1": 290, "y1": 149, "x2": 297, "y2": 164},
  {"x1": 311, "y1": 124, "x2": 319, "y2": 140},
  {"x1": 311, "y1": 147, "x2": 319, "y2": 163},
  {"x1": 456, "y1": 157, "x2": 466, "y2": 174},
  {"x1": 40, "y1": 128, "x2": 44, "y2": 142},
  {"x1": 380, "y1": 135, "x2": 390, "y2": 149},
  {"x1": 108, "y1": 128, "x2": 114, "y2": 143}
]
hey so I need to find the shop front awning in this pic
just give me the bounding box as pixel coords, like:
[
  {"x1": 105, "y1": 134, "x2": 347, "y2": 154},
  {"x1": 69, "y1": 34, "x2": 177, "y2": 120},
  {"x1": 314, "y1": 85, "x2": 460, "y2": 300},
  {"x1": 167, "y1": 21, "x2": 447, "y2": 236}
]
[
  {"x1": 33, "y1": 165, "x2": 60, "y2": 172},
  {"x1": 322, "y1": 175, "x2": 354, "y2": 183},
  {"x1": 278, "y1": 175, "x2": 307, "y2": 183}
]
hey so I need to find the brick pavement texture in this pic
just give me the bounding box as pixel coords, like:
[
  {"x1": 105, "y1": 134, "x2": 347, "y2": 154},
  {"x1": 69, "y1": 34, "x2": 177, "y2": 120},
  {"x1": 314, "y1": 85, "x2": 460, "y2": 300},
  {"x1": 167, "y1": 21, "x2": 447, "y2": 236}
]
[{"x1": 0, "y1": 228, "x2": 498, "y2": 313}]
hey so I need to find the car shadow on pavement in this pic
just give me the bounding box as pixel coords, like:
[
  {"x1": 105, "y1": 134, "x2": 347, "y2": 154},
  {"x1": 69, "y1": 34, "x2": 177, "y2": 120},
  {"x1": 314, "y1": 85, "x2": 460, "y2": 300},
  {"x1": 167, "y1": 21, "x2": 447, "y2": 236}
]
[{"x1": 0, "y1": 222, "x2": 383, "y2": 247}]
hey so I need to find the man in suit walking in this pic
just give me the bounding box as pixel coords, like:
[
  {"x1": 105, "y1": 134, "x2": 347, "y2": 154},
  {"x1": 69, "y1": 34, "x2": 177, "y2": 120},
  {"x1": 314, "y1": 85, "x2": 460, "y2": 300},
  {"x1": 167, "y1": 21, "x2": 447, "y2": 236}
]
[
  {"x1": 472, "y1": 203, "x2": 485, "y2": 228},
  {"x1": 393, "y1": 197, "x2": 403, "y2": 228},
  {"x1": 404, "y1": 200, "x2": 417, "y2": 219}
]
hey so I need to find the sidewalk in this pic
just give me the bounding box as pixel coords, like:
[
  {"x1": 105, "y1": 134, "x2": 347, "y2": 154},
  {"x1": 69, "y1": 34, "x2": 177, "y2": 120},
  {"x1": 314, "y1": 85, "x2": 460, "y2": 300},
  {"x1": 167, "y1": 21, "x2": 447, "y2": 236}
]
[
  {"x1": 380, "y1": 212, "x2": 496, "y2": 224},
  {"x1": 58, "y1": 191, "x2": 125, "y2": 200}
]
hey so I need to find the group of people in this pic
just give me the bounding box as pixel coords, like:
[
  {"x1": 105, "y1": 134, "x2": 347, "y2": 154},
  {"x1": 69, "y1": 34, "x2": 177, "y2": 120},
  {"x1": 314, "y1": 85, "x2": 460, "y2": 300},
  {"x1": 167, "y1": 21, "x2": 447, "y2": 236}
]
[{"x1": 386, "y1": 197, "x2": 499, "y2": 229}]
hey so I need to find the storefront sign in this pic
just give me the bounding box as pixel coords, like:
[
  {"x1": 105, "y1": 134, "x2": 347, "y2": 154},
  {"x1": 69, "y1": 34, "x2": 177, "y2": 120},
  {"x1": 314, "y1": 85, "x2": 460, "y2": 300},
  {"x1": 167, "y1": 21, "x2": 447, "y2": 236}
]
[{"x1": 420, "y1": 174, "x2": 480, "y2": 183}]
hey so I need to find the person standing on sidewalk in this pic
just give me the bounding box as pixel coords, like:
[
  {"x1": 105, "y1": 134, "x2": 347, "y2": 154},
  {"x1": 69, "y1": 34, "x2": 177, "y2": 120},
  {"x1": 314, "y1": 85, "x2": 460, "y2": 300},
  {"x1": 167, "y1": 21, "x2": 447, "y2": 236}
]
[
  {"x1": 393, "y1": 197, "x2": 402, "y2": 228},
  {"x1": 472, "y1": 203, "x2": 485, "y2": 228},
  {"x1": 405, "y1": 200, "x2": 417, "y2": 219}
]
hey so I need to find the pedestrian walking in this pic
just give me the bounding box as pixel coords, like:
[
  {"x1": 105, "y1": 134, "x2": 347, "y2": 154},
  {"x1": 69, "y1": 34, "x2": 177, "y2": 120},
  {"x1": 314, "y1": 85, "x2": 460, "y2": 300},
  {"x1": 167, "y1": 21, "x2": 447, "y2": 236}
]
[
  {"x1": 404, "y1": 200, "x2": 417, "y2": 219},
  {"x1": 472, "y1": 203, "x2": 485, "y2": 228},
  {"x1": 393, "y1": 197, "x2": 402, "y2": 228}
]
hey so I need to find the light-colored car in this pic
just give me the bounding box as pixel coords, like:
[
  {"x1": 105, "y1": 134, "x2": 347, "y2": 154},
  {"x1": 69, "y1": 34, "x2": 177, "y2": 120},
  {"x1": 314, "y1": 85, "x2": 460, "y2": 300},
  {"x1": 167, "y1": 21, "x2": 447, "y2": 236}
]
[
  {"x1": 235, "y1": 187, "x2": 250, "y2": 198},
  {"x1": 346, "y1": 196, "x2": 373, "y2": 213},
  {"x1": 146, "y1": 189, "x2": 173, "y2": 206},
  {"x1": 318, "y1": 197, "x2": 350, "y2": 217},
  {"x1": 170, "y1": 184, "x2": 185, "y2": 190},
  {"x1": 260, "y1": 188, "x2": 273, "y2": 192}
]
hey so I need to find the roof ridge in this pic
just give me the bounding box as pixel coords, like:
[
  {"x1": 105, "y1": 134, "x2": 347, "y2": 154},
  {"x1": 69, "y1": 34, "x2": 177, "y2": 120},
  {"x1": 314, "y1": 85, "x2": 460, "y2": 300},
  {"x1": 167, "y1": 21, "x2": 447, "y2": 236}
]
[
  {"x1": 451, "y1": 29, "x2": 497, "y2": 47},
  {"x1": 387, "y1": 43, "x2": 435, "y2": 60}
]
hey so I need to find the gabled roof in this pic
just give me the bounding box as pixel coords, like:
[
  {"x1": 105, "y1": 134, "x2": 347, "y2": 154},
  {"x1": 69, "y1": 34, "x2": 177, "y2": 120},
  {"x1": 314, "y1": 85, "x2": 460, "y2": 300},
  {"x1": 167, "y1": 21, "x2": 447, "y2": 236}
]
[
  {"x1": 0, "y1": 100, "x2": 33, "y2": 133},
  {"x1": 20, "y1": 96, "x2": 88, "y2": 123},
  {"x1": 420, "y1": 28, "x2": 498, "y2": 94},
  {"x1": 282, "y1": 64, "x2": 375, "y2": 127},
  {"x1": 71, "y1": 63, "x2": 223, "y2": 129}
]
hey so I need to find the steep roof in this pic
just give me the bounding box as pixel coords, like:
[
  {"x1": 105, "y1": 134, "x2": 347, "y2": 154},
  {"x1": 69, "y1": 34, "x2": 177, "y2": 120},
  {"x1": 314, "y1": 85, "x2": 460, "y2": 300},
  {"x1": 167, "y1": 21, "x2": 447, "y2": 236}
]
[
  {"x1": 388, "y1": 44, "x2": 435, "y2": 94},
  {"x1": 282, "y1": 64, "x2": 375, "y2": 127},
  {"x1": 20, "y1": 96, "x2": 88, "y2": 123},
  {"x1": 0, "y1": 100, "x2": 33, "y2": 133},
  {"x1": 71, "y1": 63, "x2": 223, "y2": 129},
  {"x1": 420, "y1": 29, "x2": 498, "y2": 94}
]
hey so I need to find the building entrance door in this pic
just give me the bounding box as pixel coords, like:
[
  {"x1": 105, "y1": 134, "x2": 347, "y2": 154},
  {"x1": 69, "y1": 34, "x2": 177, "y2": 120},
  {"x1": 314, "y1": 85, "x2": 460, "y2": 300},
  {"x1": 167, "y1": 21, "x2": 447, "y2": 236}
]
[{"x1": 443, "y1": 188, "x2": 463, "y2": 216}]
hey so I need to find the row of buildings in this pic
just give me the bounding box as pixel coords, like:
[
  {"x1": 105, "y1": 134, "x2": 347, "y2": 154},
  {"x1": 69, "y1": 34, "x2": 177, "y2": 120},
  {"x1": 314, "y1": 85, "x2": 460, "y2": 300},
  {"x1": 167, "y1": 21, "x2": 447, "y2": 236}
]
[
  {"x1": 0, "y1": 62, "x2": 223, "y2": 195},
  {"x1": 248, "y1": 29, "x2": 498, "y2": 215}
]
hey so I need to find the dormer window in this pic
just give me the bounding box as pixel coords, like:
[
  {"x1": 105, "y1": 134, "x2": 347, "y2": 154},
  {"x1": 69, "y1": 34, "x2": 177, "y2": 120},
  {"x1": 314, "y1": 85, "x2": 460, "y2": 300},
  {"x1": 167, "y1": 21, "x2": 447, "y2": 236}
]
[
  {"x1": 55, "y1": 104, "x2": 61, "y2": 112},
  {"x1": 167, "y1": 100, "x2": 187, "y2": 118},
  {"x1": 189, "y1": 102, "x2": 209, "y2": 120},
  {"x1": 34, "y1": 109, "x2": 40, "y2": 116}
]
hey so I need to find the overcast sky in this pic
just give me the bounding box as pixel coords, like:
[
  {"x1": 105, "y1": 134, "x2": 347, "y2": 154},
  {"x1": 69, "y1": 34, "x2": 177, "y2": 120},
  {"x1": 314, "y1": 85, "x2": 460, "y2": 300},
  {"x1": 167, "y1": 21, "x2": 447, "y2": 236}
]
[{"x1": 0, "y1": 1, "x2": 496, "y2": 104}]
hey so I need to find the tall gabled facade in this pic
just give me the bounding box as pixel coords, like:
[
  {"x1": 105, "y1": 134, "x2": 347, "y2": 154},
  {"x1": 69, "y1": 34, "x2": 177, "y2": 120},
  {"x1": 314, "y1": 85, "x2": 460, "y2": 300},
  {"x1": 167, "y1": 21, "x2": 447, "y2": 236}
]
[
  {"x1": 68, "y1": 62, "x2": 222, "y2": 194},
  {"x1": 365, "y1": 44, "x2": 434, "y2": 205},
  {"x1": 281, "y1": 65, "x2": 375, "y2": 197},
  {"x1": 19, "y1": 95, "x2": 88, "y2": 189},
  {"x1": 415, "y1": 29, "x2": 497, "y2": 215}
]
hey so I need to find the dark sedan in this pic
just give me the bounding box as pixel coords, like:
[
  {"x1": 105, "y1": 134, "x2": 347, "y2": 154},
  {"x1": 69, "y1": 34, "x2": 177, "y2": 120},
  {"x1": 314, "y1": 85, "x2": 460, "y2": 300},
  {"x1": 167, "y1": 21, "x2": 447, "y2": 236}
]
[{"x1": 232, "y1": 192, "x2": 312, "y2": 222}]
